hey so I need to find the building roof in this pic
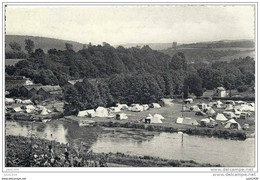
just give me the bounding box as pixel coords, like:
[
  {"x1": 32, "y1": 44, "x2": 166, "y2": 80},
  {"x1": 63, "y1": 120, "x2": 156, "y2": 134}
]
[{"x1": 39, "y1": 85, "x2": 62, "y2": 92}]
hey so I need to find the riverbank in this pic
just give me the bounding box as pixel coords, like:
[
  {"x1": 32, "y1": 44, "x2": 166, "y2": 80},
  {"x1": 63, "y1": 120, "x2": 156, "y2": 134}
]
[
  {"x1": 5, "y1": 135, "x2": 221, "y2": 167},
  {"x1": 83, "y1": 120, "x2": 248, "y2": 140}
]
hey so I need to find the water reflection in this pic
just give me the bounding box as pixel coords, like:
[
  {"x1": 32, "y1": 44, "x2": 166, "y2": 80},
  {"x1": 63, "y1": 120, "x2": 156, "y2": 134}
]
[{"x1": 91, "y1": 128, "x2": 255, "y2": 167}]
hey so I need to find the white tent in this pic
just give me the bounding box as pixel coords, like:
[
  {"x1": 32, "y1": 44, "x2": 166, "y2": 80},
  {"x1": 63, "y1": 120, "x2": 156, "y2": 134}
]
[
  {"x1": 143, "y1": 104, "x2": 149, "y2": 111},
  {"x1": 109, "y1": 107, "x2": 121, "y2": 113},
  {"x1": 130, "y1": 104, "x2": 144, "y2": 112},
  {"x1": 235, "y1": 100, "x2": 246, "y2": 105},
  {"x1": 153, "y1": 114, "x2": 165, "y2": 120},
  {"x1": 86, "y1": 109, "x2": 96, "y2": 117},
  {"x1": 190, "y1": 106, "x2": 201, "y2": 112},
  {"x1": 152, "y1": 103, "x2": 161, "y2": 109},
  {"x1": 77, "y1": 110, "x2": 88, "y2": 117},
  {"x1": 207, "y1": 108, "x2": 216, "y2": 115},
  {"x1": 225, "y1": 104, "x2": 234, "y2": 111},
  {"x1": 13, "y1": 107, "x2": 23, "y2": 112},
  {"x1": 216, "y1": 113, "x2": 228, "y2": 121},
  {"x1": 198, "y1": 103, "x2": 208, "y2": 110},
  {"x1": 201, "y1": 118, "x2": 211, "y2": 123},
  {"x1": 15, "y1": 99, "x2": 23, "y2": 104},
  {"x1": 5, "y1": 98, "x2": 15, "y2": 104},
  {"x1": 40, "y1": 107, "x2": 49, "y2": 115},
  {"x1": 208, "y1": 102, "x2": 217, "y2": 107},
  {"x1": 116, "y1": 103, "x2": 128, "y2": 110},
  {"x1": 116, "y1": 113, "x2": 128, "y2": 120},
  {"x1": 25, "y1": 105, "x2": 36, "y2": 113},
  {"x1": 22, "y1": 99, "x2": 33, "y2": 104},
  {"x1": 217, "y1": 100, "x2": 223, "y2": 105},
  {"x1": 95, "y1": 107, "x2": 109, "y2": 117},
  {"x1": 223, "y1": 111, "x2": 237, "y2": 119},
  {"x1": 150, "y1": 114, "x2": 163, "y2": 124},
  {"x1": 224, "y1": 119, "x2": 242, "y2": 130},
  {"x1": 176, "y1": 117, "x2": 199, "y2": 126},
  {"x1": 184, "y1": 98, "x2": 193, "y2": 104}
]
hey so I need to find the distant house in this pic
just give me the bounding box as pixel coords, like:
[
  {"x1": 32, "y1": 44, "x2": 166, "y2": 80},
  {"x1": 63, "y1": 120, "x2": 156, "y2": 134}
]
[
  {"x1": 213, "y1": 87, "x2": 228, "y2": 98},
  {"x1": 5, "y1": 75, "x2": 33, "y2": 91},
  {"x1": 37, "y1": 85, "x2": 62, "y2": 99},
  {"x1": 19, "y1": 85, "x2": 62, "y2": 99}
]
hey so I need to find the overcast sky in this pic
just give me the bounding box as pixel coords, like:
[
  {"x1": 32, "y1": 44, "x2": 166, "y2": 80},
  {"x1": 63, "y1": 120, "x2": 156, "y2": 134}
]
[{"x1": 6, "y1": 5, "x2": 255, "y2": 45}]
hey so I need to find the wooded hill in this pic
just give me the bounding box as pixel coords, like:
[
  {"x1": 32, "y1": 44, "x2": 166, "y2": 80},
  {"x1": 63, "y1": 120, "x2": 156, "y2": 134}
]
[{"x1": 5, "y1": 38, "x2": 255, "y2": 115}]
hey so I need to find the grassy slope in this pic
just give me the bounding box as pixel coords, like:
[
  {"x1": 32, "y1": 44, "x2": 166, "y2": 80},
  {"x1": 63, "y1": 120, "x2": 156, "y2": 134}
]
[
  {"x1": 5, "y1": 35, "x2": 84, "y2": 53},
  {"x1": 160, "y1": 47, "x2": 255, "y2": 63}
]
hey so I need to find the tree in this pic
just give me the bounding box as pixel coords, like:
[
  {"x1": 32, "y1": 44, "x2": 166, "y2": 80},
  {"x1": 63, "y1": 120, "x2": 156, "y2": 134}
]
[
  {"x1": 169, "y1": 52, "x2": 187, "y2": 71},
  {"x1": 184, "y1": 73, "x2": 203, "y2": 98},
  {"x1": 65, "y1": 43, "x2": 73, "y2": 51},
  {"x1": 9, "y1": 42, "x2": 21, "y2": 51},
  {"x1": 25, "y1": 39, "x2": 35, "y2": 54}
]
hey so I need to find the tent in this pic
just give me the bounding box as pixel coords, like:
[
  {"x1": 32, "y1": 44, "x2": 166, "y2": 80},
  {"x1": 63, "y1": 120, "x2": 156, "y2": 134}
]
[
  {"x1": 235, "y1": 100, "x2": 246, "y2": 105},
  {"x1": 15, "y1": 99, "x2": 23, "y2": 104},
  {"x1": 216, "y1": 104, "x2": 223, "y2": 109},
  {"x1": 40, "y1": 107, "x2": 49, "y2": 115},
  {"x1": 207, "y1": 108, "x2": 216, "y2": 115},
  {"x1": 184, "y1": 99, "x2": 193, "y2": 104},
  {"x1": 86, "y1": 109, "x2": 96, "y2": 117},
  {"x1": 109, "y1": 107, "x2": 121, "y2": 113},
  {"x1": 224, "y1": 119, "x2": 242, "y2": 130},
  {"x1": 95, "y1": 107, "x2": 109, "y2": 117},
  {"x1": 13, "y1": 107, "x2": 23, "y2": 112},
  {"x1": 216, "y1": 100, "x2": 223, "y2": 105},
  {"x1": 143, "y1": 104, "x2": 149, "y2": 111},
  {"x1": 183, "y1": 106, "x2": 190, "y2": 112},
  {"x1": 116, "y1": 113, "x2": 128, "y2": 120},
  {"x1": 130, "y1": 104, "x2": 144, "y2": 112},
  {"x1": 198, "y1": 103, "x2": 208, "y2": 110},
  {"x1": 77, "y1": 110, "x2": 88, "y2": 117},
  {"x1": 208, "y1": 102, "x2": 217, "y2": 107},
  {"x1": 216, "y1": 113, "x2": 228, "y2": 121},
  {"x1": 25, "y1": 105, "x2": 36, "y2": 114},
  {"x1": 225, "y1": 100, "x2": 235, "y2": 105},
  {"x1": 190, "y1": 106, "x2": 201, "y2": 112},
  {"x1": 5, "y1": 98, "x2": 14, "y2": 104},
  {"x1": 176, "y1": 117, "x2": 199, "y2": 126},
  {"x1": 22, "y1": 99, "x2": 33, "y2": 104},
  {"x1": 195, "y1": 111, "x2": 206, "y2": 116},
  {"x1": 223, "y1": 111, "x2": 237, "y2": 119},
  {"x1": 116, "y1": 103, "x2": 128, "y2": 110},
  {"x1": 150, "y1": 114, "x2": 164, "y2": 124},
  {"x1": 152, "y1": 103, "x2": 161, "y2": 109},
  {"x1": 225, "y1": 104, "x2": 234, "y2": 111}
]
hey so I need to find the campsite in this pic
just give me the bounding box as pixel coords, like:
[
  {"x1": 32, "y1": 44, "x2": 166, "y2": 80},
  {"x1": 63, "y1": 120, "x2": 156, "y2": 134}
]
[{"x1": 4, "y1": 5, "x2": 256, "y2": 169}]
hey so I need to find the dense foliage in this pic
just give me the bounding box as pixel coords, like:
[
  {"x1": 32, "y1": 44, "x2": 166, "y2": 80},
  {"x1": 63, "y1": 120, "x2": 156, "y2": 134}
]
[{"x1": 5, "y1": 40, "x2": 255, "y2": 115}]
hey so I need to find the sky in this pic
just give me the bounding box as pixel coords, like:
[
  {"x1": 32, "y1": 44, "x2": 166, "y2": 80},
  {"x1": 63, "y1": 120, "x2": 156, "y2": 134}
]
[{"x1": 5, "y1": 5, "x2": 255, "y2": 45}]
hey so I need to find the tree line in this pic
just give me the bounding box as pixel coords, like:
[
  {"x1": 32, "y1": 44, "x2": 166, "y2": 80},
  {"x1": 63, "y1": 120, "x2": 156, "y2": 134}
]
[{"x1": 5, "y1": 40, "x2": 255, "y2": 115}]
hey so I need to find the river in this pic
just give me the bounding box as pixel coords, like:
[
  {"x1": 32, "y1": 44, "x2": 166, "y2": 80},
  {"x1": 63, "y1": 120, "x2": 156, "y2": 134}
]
[{"x1": 5, "y1": 120, "x2": 254, "y2": 167}]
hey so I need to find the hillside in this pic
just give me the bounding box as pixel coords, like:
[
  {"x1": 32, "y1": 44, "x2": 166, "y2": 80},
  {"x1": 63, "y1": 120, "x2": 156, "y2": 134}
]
[
  {"x1": 5, "y1": 35, "x2": 84, "y2": 52},
  {"x1": 160, "y1": 40, "x2": 255, "y2": 63}
]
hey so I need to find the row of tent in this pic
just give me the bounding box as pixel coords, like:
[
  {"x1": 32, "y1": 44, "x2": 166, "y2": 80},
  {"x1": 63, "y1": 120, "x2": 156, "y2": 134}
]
[
  {"x1": 77, "y1": 103, "x2": 162, "y2": 118},
  {"x1": 176, "y1": 116, "x2": 242, "y2": 130},
  {"x1": 6, "y1": 104, "x2": 51, "y2": 115},
  {"x1": 5, "y1": 98, "x2": 33, "y2": 105}
]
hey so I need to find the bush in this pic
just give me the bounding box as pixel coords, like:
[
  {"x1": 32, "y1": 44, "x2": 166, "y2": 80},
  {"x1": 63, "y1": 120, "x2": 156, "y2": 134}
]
[{"x1": 237, "y1": 85, "x2": 249, "y2": 92}]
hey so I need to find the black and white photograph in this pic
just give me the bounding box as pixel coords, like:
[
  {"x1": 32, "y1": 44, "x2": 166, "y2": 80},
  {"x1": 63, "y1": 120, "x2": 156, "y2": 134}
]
[{"x1": 1, "y1": 2, "x2": 258, "y2": 179}]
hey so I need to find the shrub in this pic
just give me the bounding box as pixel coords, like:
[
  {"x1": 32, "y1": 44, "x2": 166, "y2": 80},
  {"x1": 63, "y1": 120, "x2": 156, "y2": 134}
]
[{"x1": 237, "y1": 85, "x2": 249, "y2": 92}]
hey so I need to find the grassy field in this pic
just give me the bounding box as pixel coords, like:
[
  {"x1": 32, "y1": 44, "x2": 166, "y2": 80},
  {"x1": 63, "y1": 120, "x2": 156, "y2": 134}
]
[{"x1": 66, "y1": 98, "x2": 255, "y2": 140}]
